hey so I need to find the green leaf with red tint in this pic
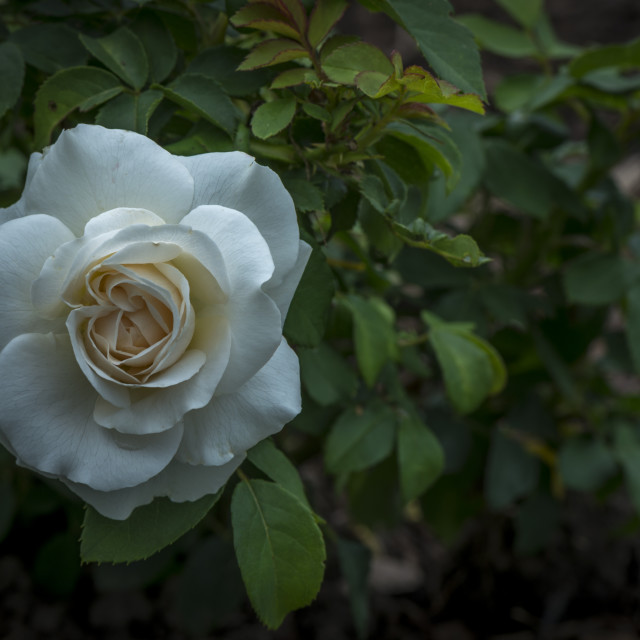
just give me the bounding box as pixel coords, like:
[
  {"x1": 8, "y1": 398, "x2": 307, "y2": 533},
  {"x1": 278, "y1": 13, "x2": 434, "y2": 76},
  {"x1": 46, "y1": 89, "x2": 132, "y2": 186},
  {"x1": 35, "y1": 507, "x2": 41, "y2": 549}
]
[{"x1": 238, "y1": 38, "x2": 308, "y2": 70}]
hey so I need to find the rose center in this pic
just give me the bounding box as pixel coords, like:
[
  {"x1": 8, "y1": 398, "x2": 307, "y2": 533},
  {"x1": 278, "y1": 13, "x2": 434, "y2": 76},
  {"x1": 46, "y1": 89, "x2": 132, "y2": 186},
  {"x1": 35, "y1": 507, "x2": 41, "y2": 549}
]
[{"x1": 79, "y1": 261, "x2": 194, "y2": 385}]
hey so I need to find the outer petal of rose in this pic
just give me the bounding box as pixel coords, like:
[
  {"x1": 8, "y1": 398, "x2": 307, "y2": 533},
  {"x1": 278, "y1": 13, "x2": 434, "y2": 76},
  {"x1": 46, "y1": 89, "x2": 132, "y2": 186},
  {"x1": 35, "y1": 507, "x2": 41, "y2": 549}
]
[
  {"x1": 33, "y1": 220, "x2": 231, "y2": 322},
  {"x1": 0, "y1": 214, "x2": 75, "y2": 350},
  {"x1": 83, "y1": 206, "x2": 166, "y2": 236},
  {"x1": 93, "y1": 311, "x2": 232, "y2": 434},
  {"x1": 0, "y1": 151, "x2": 43, "y2": 223},
  {"x1": 264, "y1": 239, "x2": 312, "y2": 325},
  {"x1": 177, "y1": 338, "x2": 301, "y2": 466},
  {"x1": 24, "y1": 125, "x2": 195, "y2": 235},
  {"x1": 62, "y1": 455, "x2": 245, "y2": 520},
  {"x1": 0, "y1": 333, "x2": 183, "y2": 491},
  {"x1": 181, "y1": 205, "x2": 282, "y2": 392},
  {"x1": 178, "y1": 152, "x2": 299, "y2": 289}
]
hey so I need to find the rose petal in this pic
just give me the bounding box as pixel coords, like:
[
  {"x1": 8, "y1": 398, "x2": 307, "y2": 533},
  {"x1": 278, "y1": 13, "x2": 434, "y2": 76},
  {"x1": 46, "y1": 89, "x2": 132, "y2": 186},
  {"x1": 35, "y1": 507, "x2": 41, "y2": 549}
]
[
  {"x1": 83, "y1": 207, "x2": 165, "y2": 237},
  {"x1": 93, "y1": 310, "x2": 232, "y2": 434},
  {"x1": 264, "y1": 239, "x2": 312, "y2": 325},
  {"x1": 61, "y1": 454, "x2": 244, "y2": 520},
  {"x1": 0, "y1": 333, "x2": 183, "y2": 491},
  {"x1": 31, "y1": 208, "x2": 168, "y2": 318},
  {"x1": 181, "y1": 205, "x2": 282, "y2": 391},
  {"x1": 68, "y1": 224, "x2": 232, "y2": 304},
  {"x1": 178, "y1": 152, "x2": 300, "y2": 290},
  {"x1": 33, "y1": 222, "x2": 230, "y2": 318},
  {"x1": 24, "y1": 125, "x2": 195, "y2": 234},
  {"x1": 0, "y1": 214, "x2": 75, "y2": 350},
  {"x1": 177, "y1": 338, "x2": 301, "y2": 466}
]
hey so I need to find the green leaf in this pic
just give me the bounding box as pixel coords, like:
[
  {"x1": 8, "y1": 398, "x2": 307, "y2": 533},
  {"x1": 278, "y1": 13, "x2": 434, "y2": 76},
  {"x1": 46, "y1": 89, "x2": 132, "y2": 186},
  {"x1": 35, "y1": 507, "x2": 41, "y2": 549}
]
[
  {"x1": 95, "y1": 89, "x2": 163, "y2": 135},
  {"x1": 563, "y1": 253, "x2": 631, "y2": 306},
  {"x1": 131, "y1": 12, "x2": 177, "y2": 83},
  {"x1": 588, "y1": 112, "x2": 622, "y2": 173},
  {"x1": 359, "y1": 173, "x2": 389, "y2": 213},
  {"x1": 283, "y1": 176, "x2": 325, "y2": 211},
  {"x1": 308, "y1": 0, "x2": 349, "y2": 47},
  {"x1": 423, "y1": 312, "x2": 497, "y2": 414},
  {"x1": 251, "y1": 95, "x2": 297, "y2": 139},
  {"x1": 231, "y1": 479, "x2": 326, "y2": 629},
  {"x1": 299, "y1": 343, "x2": 358, "y2": 406},
  {"x1": 78, "y1": 86, "x2": 124, "y2": 112},
  {"x1": 403, "y1": 70, "x2": 485, "y2": 114},
  {"x1": 336, "y1": 538, "x2": 371, "y2": 639},
  {"x1": 426, "y1": 112, "x2": 485, "y2": 223},
  {"x1": 613, "y1": 423, "x2": 640, "y2": 513},
  {"x1": 189, "y1": 46, "x2": 271, "y2": 96},
  {"x1": 392, "y1": 218, "x2": 489, "y2": 267},
  {"x1": 493, "y1": 73, "x2": 546, "y2": 112},
  {"x1": 158, "y1": 73, "x2": 239, "y2": 135},
  {"x1": 247, "y1": 439, "x2": 310, "y2": 508},
  {"x1": 463, "y1": 333, "x2": 507, "y2": 394},
  {"x1": 626, "y1": 284, "x2": 640, "y2": 376},
  {"x1": 569, "y1": 38, "x2": 640, "y2": 78},
  {"x1": 237, "y1": 38, "x2": 308, "y2": 70},
  {"x1": 376, "y1": 136, "x2": 430, "y2": 185},
  {"x1": 165, "y1": 121, "x2": 234, "y2": 156},
  {"x1": 321, "y1": 42, "x2": 393, "y2": 87},
  {"x1": 0, "y1": 43, "x2": 24, "y2": 118},
  {"x1": 359, "y1": 200, "x2": 403, "y2": 258},
  {"x1": 231, "y1": 3, "x2": 302, "y2": 40},
  {"x1": 379, "y1": 0, "x2": 486, "y2": 99},
  {"x1": 558, "y1": 437, "x2": 617, "y2": 492},
  {"x1": 10, "y1": 24, "x2": 88, "y2": 74},
  {"x1": 302, "y1": 102, "x2": 332, "y2": 122},
  {"x1": 0, "y1": 148, "x2": 26, "y2": 191},
  {"x1": 457, "y1": 14, "x2": 537, "y2": 58},
  {"x1": 533, "y1": 14, "x2": 581, "y2": 59},
  {"x1": 494, "y1": 0, "x2": 543, "y2": 28},
  {"x1": 325, "y1": 402, "x2": 397, "y2": 474},
  {"x1": 485, "y1": 429, "x2": 539, "y2": 509},
  {"x1": 34, "y1": 66, "x2": 123, "y2": 148},
  {"x1": 397, "y1": 415, "x2": 444, "y2": 503},
  {"x1": 586, "y1": 66, "x2": 640, "y2": 89},
  {"x1": 344, "y1": 295, "x2": 398, "y2": 387},
  {"x1": 483, "y1": 139, "x2": 575, "y2": 219},
  {"x1": 385, "y1": 120, "x2": 461, "y2": 188},
  {"x1": 81, "y1": 493, "x2": 221, "y2": 563},
  {"x1": 272, "y1": 67, "x2": 320, "y2": 88},
  {"x1": 283, "y1": 243, "x2": 334, "y2": 347},
  {"x1": 80, "y1": 27, "x2": 149, "y2": 90}
]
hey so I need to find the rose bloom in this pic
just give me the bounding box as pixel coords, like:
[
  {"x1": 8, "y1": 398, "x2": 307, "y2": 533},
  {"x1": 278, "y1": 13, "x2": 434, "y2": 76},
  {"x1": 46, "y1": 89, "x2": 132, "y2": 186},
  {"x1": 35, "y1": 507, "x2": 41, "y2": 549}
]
[{"x1": 0, "y1": 125, "x2": 310, "y2": 520}]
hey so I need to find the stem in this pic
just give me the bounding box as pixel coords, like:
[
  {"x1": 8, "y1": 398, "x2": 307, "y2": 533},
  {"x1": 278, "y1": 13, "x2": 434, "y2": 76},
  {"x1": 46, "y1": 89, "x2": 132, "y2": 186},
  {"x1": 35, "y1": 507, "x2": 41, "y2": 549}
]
[{"x1": 354, "y1": 94, "x2": 405, "y2": 150}]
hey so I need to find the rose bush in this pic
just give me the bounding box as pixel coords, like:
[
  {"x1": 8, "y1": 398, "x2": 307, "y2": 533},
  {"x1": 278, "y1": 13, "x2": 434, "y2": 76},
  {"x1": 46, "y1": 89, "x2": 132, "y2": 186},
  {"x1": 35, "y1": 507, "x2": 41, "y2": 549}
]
[{"x1": 0, "y1": 124, "x2": 310, "y2": 520}]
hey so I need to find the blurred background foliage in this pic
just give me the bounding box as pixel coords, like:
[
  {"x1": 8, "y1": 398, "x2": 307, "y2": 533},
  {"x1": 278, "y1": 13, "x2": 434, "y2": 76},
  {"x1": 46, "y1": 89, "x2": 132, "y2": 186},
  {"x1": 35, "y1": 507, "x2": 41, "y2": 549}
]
[{"x1": 1, "y1": 0, "x2": 640, "y2": 637}]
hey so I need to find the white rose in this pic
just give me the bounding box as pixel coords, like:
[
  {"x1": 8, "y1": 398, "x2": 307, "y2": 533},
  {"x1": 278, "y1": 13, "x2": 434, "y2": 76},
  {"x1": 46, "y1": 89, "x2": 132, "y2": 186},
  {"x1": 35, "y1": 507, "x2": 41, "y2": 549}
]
[{"x1": 0, "y1": 124, "x2": 311, "y2": 520}]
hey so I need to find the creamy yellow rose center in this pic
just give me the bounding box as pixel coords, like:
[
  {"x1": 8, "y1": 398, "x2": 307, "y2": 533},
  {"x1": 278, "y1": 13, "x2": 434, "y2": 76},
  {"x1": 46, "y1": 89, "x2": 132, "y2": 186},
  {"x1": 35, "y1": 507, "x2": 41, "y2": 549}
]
[{"x1": 80, "y1": 260, "x2": 195, "y2": 385}]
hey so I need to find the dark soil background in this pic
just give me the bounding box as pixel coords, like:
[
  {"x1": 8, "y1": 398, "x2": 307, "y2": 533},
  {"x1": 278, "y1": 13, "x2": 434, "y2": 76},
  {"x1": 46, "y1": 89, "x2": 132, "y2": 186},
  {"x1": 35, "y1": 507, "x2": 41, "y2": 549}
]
[{"x1": 2, "y1": 2, "x2": 640, "y2": 639}]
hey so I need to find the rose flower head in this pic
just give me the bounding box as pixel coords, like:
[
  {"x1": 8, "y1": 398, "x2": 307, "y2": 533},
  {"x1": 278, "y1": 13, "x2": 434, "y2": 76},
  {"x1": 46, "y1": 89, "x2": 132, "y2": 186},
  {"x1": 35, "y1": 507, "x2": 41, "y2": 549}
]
[{"x1": 0, "y1": 125, "x2": 311, "y2": 520}]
